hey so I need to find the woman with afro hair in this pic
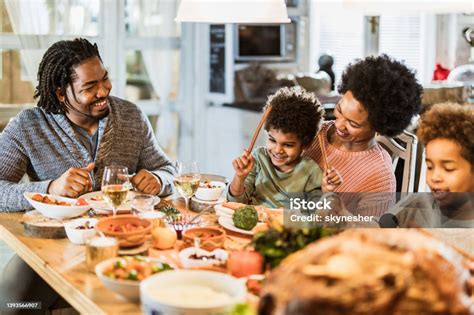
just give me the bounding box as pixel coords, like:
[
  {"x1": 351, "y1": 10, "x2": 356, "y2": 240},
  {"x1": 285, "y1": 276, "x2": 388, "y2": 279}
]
[{"x1": 304, "y1": 54, "x2": 422, "y2": 216}]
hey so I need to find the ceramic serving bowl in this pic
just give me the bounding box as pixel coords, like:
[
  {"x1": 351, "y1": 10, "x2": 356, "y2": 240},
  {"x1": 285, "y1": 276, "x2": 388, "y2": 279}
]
[
  {"x1": 140, "y1": 270, "x2": 246, "y2": 315},
  {"x1": 178, "y1": 247, "x2": 229, "y2": 269},
  {"x1": 195, "y1": 181, "x2": 226, "y2": 201},
  {"x1": 182, "y1": 227, "x2": 226, "y2": 251},
  {"x1": 96, "y1": 215, "x2": 152, "y2": 248},
  {"x1": 24, "y1": 192, "x2": 91, "y2": 219},
  {"x1": 95, "y1": 256, "x2": 174, "y2": 302},
  {"x1": 64, "y1": 218, "x2": 98, "y2": 245}
]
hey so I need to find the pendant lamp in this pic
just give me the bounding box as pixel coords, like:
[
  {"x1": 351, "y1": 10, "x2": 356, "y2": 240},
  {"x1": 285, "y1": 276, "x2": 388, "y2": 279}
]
[{"x1": 175, "y1": 0, "x2": 291, "y2": 24}]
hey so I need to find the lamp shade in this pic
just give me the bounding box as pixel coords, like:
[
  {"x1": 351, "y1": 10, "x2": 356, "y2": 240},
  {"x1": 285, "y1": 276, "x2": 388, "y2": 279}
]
[{"x1": 175, "y1": 0, "x2": 291, "y2": 24}]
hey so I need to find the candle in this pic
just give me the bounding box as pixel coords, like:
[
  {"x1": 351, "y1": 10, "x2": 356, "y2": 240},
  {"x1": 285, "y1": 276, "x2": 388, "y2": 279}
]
[
  {"x1": 139, "y1": 211, "x2": 165, "y2": 229},
  {"x1": 228, "y1": 250, "x2": 264, "y2": 278},
  {"x1": 85, "y1": 236, "x2": 118, "y2": 272}
]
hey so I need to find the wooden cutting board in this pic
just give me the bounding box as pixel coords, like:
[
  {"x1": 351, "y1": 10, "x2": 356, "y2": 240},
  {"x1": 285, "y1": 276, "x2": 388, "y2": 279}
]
[{"x1": 21, "y1": 210, "x2": 74, "y2": 239}]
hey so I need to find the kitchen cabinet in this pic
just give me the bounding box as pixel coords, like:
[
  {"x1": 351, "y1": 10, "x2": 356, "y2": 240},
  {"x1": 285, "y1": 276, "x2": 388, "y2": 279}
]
[{"x1": 201, "y1": 106, "x2": 266, "y2": 180}]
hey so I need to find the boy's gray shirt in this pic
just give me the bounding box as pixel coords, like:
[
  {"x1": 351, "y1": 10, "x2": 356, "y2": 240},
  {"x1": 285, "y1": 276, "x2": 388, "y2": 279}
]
[{"x1": 0, "y1": 96, "x2": 175, "y2": 211}]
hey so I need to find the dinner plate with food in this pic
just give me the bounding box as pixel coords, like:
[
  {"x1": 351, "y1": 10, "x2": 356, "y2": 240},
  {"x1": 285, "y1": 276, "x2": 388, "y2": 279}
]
[
  {"x1": 81, "y1": 191, "x2": 159, "y2": 214},
  {"x1": 217, "y1": 206, "x2": 267, "y2": 236},
  {"x1": 215, "y1": 202, "x2": 284, "y2": 221}
]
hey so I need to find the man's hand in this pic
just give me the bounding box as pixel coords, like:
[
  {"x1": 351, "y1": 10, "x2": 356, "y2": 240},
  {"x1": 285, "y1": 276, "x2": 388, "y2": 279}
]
[
  {"x1": 48, "y1": 163, "x2": 94, "y2": 197},
  {"x1": 131, "y1": 169, "x2": 161, "y2": 195},
  {"x1": 322, "y1": 167, "x2": 343, "y2": 192}
]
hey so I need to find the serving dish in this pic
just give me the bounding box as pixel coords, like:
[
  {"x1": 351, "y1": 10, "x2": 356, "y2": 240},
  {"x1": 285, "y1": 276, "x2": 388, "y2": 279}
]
[
  {"x1": 96, "y1": 215, "x2": 152, "y2": 247},
  {"x1": 195, "y1": 181, "x2": 226, "y2": 201},
  {"x1": 182, "y1": 227, "x2": 226, "y2": 251},
  {"x1": 218, "y1": 216, "x2": 267, "y2": 236},
  {"x1": 24, "y1": 192, "x2": 91, "y2": 219},
  {"x1": 95, "y1": 256, "x2": 174, "y2": 302},
  {"x1": 64, "y1": 218, "x2": 98, "y2": 245},
  {"x1": 178, "y1": 247, "x2": 229, "y2": 268},
  {"x1": 140, "y1": 270, "x2": 246, "y2": 315}
]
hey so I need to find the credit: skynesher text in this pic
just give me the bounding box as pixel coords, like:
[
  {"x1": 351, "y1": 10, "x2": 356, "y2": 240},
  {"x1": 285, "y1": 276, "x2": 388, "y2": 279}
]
[{"x1": 290, "y1": 213, "x2": 374, "y2": 224}]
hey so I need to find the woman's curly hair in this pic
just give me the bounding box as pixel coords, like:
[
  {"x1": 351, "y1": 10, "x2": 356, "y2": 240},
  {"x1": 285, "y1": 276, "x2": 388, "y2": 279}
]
[
  {"x1": 338, "y1": 54, "x2": 422, "y2": 137},
  {"x1": 34, "y1": 38, "x2": 102, "y2": 114},
  {"x1": 263, "y1": 87, "x2": 325, "y2": 145},
  {"x1": 417, "y1": 102, "x2": 474, "y2": 165}
]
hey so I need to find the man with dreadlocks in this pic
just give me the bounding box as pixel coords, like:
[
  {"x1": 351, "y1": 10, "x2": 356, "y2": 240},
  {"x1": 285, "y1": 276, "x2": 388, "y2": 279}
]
[
  {"x1": 0, "y1": 38, "x2": 175, "y2": 211},
  {"x1": 0, "y1": 38, "x2": 176, "y2": 313}
]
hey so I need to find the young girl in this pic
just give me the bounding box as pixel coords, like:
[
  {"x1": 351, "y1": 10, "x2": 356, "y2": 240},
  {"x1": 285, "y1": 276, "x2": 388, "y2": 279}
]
[
  {"x1": 387, "y1": 102, "x2": 474, "y2": 227},
  {"x1": 227, "y1": 87, "x2": 325, "y2": 208}
]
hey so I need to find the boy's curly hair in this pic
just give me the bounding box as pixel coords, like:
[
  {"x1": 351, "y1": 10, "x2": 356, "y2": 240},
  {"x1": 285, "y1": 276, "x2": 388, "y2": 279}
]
[
  {"x1": 339, "y1": 54, "x2": 422, "y2": 137},
  {"x1": 417, "y1": 102, "x2": 474, "y2": 165},
  {"x1": 263, "y1": 87, "x2": 325, "y2": 145}
]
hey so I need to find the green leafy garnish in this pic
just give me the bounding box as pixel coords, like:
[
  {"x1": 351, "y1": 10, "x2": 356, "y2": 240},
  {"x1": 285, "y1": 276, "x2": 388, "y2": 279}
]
[{"x1": 252, "y1": 227, "x2": 336, "y2": 268}]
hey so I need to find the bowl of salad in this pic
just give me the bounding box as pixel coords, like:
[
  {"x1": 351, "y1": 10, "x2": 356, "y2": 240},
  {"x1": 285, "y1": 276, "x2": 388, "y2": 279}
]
[{"x1": 95, "y1": 255, "x2": 174, "y2": 302}]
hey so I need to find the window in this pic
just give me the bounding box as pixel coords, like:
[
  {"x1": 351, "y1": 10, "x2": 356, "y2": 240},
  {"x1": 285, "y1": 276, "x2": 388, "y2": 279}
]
[
  {"x1": 311, "y1": 2, "x2": 365, "y2": 86},
  {"x1": 0, "y1": 0, "x2": 182, "y2": 157},
  {"x1": 379, "y1": 15, "x2": 422, "y2": 81}
]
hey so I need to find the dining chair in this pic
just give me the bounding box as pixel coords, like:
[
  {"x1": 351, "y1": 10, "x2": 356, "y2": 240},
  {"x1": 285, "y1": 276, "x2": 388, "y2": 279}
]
[{"x1": 376, "y1": 130, "x2": 418, "y2": 193}]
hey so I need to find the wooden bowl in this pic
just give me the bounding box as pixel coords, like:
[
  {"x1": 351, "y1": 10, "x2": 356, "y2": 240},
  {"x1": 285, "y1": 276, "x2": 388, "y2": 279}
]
[
  {"x1": 182, "y1": 227, "x2": 226, "y2": 251},
  {"x1": 96, "y1": 215, "x2": 152, "y2": 248}
]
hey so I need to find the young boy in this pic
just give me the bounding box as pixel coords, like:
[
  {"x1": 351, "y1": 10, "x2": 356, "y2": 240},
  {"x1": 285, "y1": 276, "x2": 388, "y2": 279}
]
[
  {"x1": 227, "y1": 87, "x2": 325, "y2": 209},
  {"x1": 385, "y1": 102, "x2": 474, "y2": 227}
]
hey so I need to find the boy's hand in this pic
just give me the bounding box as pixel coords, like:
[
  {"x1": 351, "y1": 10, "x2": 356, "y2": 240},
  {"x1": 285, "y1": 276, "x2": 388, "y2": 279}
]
[
  {"x1": 232, "y1": 150, "x2": 255, "y2": 179},
  {"x1": 322, "y1": 167, "x2": 343, "y2": 192}
]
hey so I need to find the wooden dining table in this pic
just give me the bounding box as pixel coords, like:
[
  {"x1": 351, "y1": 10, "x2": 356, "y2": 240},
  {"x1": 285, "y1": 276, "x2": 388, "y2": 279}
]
[
  {"x1": 1, "y1": 198, "x2": 472, "y2": 315},
  {"x1": 0, "y1": 198, "x2": 252, "y2": 315}
]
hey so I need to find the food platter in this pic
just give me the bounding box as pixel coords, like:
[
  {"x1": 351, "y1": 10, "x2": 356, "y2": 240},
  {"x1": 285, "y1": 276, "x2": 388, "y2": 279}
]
[{"x1": 218, "y1": 216, "x2": 256, "y2": 236}]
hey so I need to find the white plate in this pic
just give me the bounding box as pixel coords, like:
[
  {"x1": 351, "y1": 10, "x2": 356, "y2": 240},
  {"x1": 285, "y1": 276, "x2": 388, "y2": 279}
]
[
  {"x1": 218, "y1": 216, "x2": 255, "y2": 236},
  {"x1": 214, "y1": 204, "x2": 234, "y2": 216},
  {"x1": 191, "y1": 196, "x2": 227, "y2": 205},
  {"x1": 81, "y1": 191, "x2": 159, "y2": 214}
]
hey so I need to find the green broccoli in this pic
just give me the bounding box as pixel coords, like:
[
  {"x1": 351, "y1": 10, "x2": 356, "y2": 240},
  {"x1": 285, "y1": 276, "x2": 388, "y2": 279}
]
[{"x1": 233, "y1": 206, "x2": 258, "y2": 231}]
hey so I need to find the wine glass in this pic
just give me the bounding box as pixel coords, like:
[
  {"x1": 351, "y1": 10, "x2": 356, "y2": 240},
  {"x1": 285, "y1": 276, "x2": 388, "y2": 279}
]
[
  {"x1": 173, "y1": 161, "x2": 200, "y2": 211},
  {"x1": 101, "y1": 166, "x2": 131, "y2": 217}
]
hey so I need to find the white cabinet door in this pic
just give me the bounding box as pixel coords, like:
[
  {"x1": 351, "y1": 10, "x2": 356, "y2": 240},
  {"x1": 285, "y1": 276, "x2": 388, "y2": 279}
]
[{"x1": 202, "y1": 106, "x2": 266, "y2": 179}]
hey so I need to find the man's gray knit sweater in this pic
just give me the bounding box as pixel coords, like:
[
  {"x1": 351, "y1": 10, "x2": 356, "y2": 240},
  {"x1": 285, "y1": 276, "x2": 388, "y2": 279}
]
[{"x1": 0, "y1": 96, "x2": 175, "y2": 211}]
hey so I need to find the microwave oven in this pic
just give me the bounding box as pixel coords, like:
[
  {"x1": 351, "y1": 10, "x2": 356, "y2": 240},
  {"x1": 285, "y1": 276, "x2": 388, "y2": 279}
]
[{"x1": 234, "y1": 19, "x2": 297, "y2": 62}]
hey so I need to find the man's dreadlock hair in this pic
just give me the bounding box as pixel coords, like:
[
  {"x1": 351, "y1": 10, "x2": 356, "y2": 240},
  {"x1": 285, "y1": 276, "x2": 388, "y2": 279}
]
[{"x1": 34, "y1": 38, "x2": 102, "y2": 114}]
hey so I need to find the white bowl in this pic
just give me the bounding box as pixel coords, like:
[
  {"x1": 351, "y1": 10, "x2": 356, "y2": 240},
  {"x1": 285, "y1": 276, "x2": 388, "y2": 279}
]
[
  {"x1": 64, "y1": 218, "x2": 98, "y2": 245},
  {"x1": 24, "y1": 192, "x2": 91, "y2": 219},
  {"x1": 95, "y1": 256, "x2": 174, "y2": 302},
  {"x1": 140, "y1": 270, "x2": 246, "y2": 315},
  {"x1": 179, "y1": 247, "x2": 229, "y2": 268},
  {"x1": 195, "y1": 181, "x2": 226, "y2": 201}
]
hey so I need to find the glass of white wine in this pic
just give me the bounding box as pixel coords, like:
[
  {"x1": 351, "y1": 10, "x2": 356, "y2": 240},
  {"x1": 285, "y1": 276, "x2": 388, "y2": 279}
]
[
  {"x1": 101, "y1": 165, "x2": 131, "y2": 217},
  {"x1": 173, "y1": 161, "x2": 200, "y2": 212}
]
